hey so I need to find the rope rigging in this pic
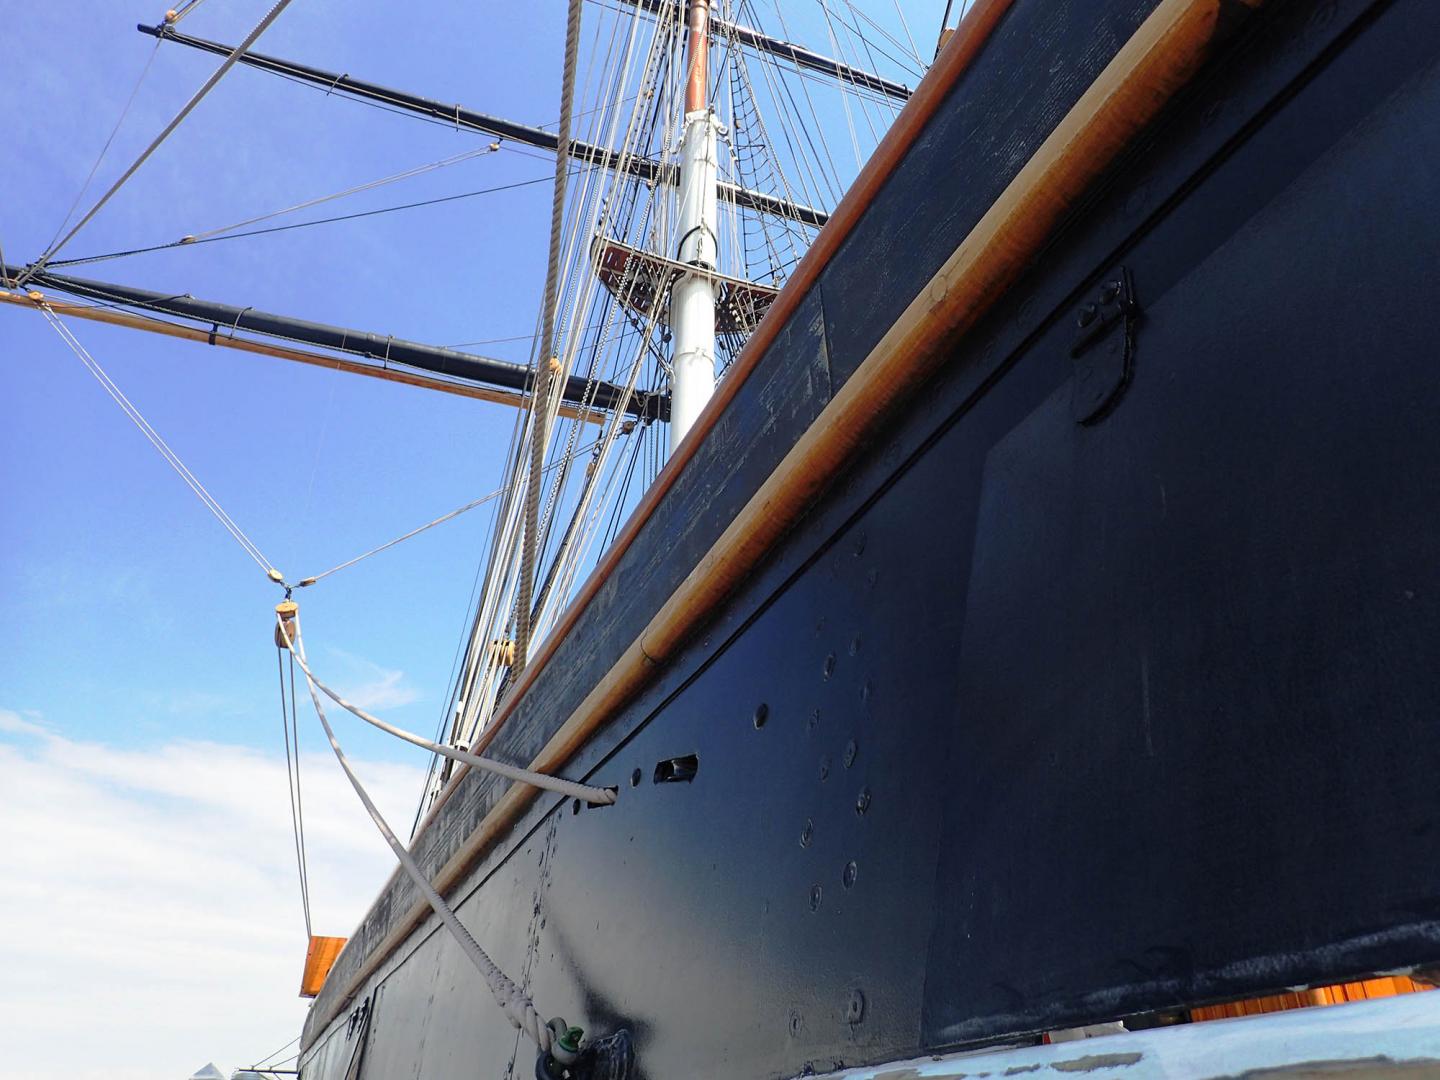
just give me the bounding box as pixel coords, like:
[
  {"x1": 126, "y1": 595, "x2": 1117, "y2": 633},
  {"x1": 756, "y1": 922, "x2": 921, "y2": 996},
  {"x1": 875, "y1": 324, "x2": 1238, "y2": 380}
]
[
  {"x1": 39, "y1": 37, "x2": 164, "y2": 263},
  {"x1": 43, "y1": 172, "x2": 568, "y2": 272},
  {"x1": 276, "y1": 645, "x2": 313, "y2": 938},
  {"x1": 279, "y1": 612, "x2": 616, "y2": 805},
  {"x1": 8, "y1": 2, "x2": 936, "y2": 1067},
  {"x1": 277, "y1": 612, "x2": 582, "y2": 1057},
  {"x1": 21, "y1": 0, "x2": 300, "y2": 284},
  {"x1": 516, "y1": 0, "x2": 588, "y2": 678},
  {"x1": 293, "y1": 436, "x2": 607, "y2": 589},
  {"x1": 175, "y1": 143, "x2": 505, "y2": 246},
  {"x1": 38, "y1": 303, "x2": 282, "y2": 581},
  {"x1": 164, "y1": 0, "x2": 215, "y2": 25}
]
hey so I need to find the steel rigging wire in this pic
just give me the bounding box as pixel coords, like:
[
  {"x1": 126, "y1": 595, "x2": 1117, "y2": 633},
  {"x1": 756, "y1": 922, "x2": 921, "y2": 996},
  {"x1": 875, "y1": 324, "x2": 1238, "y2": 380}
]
[
  {"x1": 44, "y1": 173, "x2": 569, "y2": 271},
  {"x1": 36, "y1": 297, "x2": 615, "y2": 591},
  {"x1": 276, "y1": 647, "x2": 313, "y2": 938},
  {"x1": 22, "y1": 0, "x2": 301, "y2": 284},
  {"x1": 38, "y1": 303, "x2": 280, "y2": 579},
  {"x1": 39, "y1": 37, "x2": 164, "y2": 262}
]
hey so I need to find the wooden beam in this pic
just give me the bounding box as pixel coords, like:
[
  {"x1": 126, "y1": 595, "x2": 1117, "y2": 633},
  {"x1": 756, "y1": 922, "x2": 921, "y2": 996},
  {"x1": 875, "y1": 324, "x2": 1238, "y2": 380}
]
[{"x1": 0, "y1": 291, "x2": 604, "y2": 423}]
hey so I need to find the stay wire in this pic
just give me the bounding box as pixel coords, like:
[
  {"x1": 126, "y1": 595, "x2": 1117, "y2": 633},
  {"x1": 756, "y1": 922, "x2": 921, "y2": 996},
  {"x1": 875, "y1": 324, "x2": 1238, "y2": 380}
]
[
  {"x1": 24, "y1": 0, "x2": 300, "y2": 280},
  {"x1": 287, "y1": 649, "x2": 312, "y2": 928},
  {"x1": 46, "y1": 172, "x2": 570, "y2": 271},
  {"x1": 276, "y1": 648, "x2": 313, "y2": 938},
  {"x1": 250, "y1": 1034, "x2": 301, "y2": 1070},
  {"x1": 38, "y1": 304, "x2": 279, "y2": 580},
  {"x1": 40, "y1": 37, "x2": 164, "y2": 260},
  {"x1": 179, "y1": 144, "x2": 505, "y2": 244},
  {"x1": 170, "y1": 0, "x2": 216, "y2": 24},
  {"x1": 294, "y1": 437, "x2": 604, "y2": 590}
]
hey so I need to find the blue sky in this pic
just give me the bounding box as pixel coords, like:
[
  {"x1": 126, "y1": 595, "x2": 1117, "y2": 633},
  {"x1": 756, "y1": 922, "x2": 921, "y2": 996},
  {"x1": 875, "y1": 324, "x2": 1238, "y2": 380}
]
[
  {"x1": 0, "y1": 0, "x2": 942, "y2": 1074},
  {"x1": 2, "y1": 0, "x2": 577, "y2": 770}
]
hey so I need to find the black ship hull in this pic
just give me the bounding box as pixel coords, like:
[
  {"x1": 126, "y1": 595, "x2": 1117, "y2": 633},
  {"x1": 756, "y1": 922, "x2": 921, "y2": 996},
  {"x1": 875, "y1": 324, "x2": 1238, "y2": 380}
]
[{"x1": 301, "y1": 0, "x2": 1440, "y2": 1074}]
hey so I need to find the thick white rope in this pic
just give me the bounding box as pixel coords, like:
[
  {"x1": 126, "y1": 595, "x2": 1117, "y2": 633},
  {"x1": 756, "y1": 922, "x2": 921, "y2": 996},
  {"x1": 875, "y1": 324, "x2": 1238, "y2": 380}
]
[
  {"x1": 279, "y1": 616, "x2": 615, "y2": 805},
  {"x1": 278, "y1": 615, "x2": 566, "y2": 1054}
]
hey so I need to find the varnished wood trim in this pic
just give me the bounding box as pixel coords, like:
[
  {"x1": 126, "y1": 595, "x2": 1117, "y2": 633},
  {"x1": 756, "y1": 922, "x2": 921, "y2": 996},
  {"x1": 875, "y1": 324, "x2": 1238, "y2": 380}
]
[{"x1": 1, "y1": 291, "x2": 603, "y2": 422}]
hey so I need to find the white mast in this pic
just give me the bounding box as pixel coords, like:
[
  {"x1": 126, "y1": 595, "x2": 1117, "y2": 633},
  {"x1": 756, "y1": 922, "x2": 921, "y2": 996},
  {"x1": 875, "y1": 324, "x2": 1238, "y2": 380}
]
[{"x1": 668, "y1": 0, "x2": 719, "y2": 451}]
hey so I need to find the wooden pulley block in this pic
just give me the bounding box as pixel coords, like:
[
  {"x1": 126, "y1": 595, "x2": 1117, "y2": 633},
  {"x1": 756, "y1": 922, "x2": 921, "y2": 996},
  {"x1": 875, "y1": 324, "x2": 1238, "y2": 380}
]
[{"x1": 275, "y1": 600, "x2": 300, "y2": 649}]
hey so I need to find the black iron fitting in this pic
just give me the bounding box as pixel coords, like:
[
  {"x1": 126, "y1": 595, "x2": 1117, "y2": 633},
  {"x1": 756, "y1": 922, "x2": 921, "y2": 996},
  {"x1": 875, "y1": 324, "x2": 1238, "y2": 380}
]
[{"x1": 1070, "y1": 267, "x2": 1138, "y2": 425}]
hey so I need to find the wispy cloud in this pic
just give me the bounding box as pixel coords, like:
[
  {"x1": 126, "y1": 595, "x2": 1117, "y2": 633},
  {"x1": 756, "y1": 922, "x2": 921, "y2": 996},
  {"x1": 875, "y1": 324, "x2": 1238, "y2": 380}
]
[
  {"x1": 0, "y1": 708, "x2": 422, "y2": 1080},
  {"x1": 324, "y1": 647, "x2": 422, "y2": 710},
  {"x1": 0, "y1": 708, "x2": 49, "y2": 737}
]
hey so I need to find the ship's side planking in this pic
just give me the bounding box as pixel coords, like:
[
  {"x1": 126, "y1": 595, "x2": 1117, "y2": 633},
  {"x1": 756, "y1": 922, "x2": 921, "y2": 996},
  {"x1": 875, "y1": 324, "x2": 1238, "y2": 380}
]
[{"x1": 301, "y1": 0, "x2": 1440, "y2": 1075}]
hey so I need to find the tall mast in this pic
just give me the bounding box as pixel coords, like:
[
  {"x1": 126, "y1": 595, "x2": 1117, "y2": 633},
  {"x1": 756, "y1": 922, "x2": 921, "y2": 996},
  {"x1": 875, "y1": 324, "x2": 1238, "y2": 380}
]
[{"x1": 668, "y1": 0, "x2": 719, "y2": 451}]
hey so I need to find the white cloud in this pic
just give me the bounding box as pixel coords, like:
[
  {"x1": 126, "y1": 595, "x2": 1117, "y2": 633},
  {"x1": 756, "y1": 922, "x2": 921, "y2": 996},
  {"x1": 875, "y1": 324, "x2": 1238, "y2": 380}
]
[
  {"x1": 0, "y1": 709, "x2": 424, "y2": 1080},
  {"x1": 323, "y1": 648, "x2": 422, "y2": 710},
  {"x1": 0, "y1": 708, "x2": 49, "y2": 737}
]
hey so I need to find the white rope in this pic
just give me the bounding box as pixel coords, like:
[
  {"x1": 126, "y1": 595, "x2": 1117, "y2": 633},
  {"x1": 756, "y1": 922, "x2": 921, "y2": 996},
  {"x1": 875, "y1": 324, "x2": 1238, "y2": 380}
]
[
  {"x1": 24, "y1": 0, "x2": 299, "y2": 277},
  {"x1": 38, "y1": 304, "x2": 279, "y2": 579},
  {"x1": 279, "y1": 616, "x2": 615, "y2": 805},
  {"x1": 278, "y1": 615, "x2": 570, "y2": 1054}
]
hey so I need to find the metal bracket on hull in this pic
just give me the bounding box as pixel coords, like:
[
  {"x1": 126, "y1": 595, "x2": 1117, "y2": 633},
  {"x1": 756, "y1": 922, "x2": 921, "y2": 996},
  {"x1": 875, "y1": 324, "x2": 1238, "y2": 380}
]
[
  {"x1": 1070, "y1": 267, "x2": 1138, "y2": 424},
  {"x1": 536, "y1": 1028, "x2": 634, "y2": 1080}
]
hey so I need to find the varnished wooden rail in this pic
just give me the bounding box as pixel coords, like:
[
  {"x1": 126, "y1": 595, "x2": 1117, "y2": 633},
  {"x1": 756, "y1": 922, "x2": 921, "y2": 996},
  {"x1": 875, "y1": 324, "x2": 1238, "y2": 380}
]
[{"x1": 2, "y1": 291, "x2": 604, "y2": 422}]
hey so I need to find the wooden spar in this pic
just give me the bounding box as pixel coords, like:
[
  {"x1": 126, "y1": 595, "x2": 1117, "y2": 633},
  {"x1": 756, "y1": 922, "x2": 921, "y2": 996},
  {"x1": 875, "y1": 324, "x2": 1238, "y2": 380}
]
[
  {"x1": 309, "y1": 0, "x2": 1262, "y2": 1040},
  {"x1": 138, "y1": 23, "x2": 829, "y2": 229},
  {"x1": 684, "y1": 0, "x2": 710, "y2": 114},
  {"x1": 0, "y1": 291, "x2": 605, "y2": 423},
  {"x1": 6, "y1": 262, "x2": 661, "y2": 419}
]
